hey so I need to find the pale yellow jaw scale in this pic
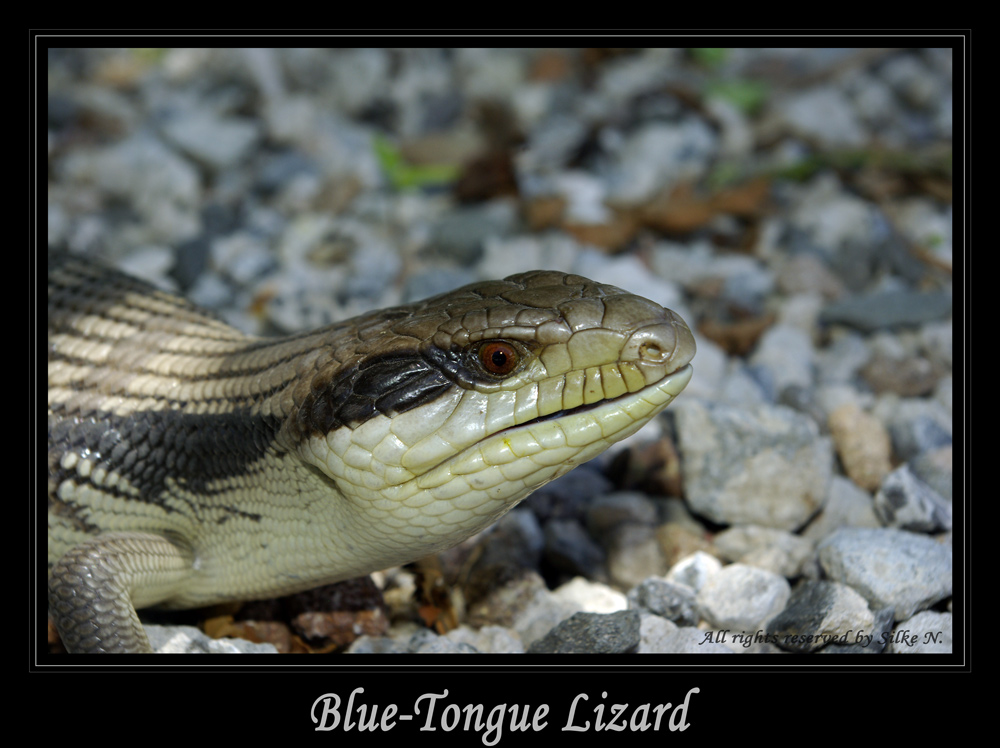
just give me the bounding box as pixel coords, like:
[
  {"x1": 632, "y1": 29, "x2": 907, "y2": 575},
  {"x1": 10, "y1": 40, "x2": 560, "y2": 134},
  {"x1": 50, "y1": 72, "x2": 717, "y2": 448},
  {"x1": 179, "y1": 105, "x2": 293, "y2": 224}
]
[
  {"x1": 414, "y1": 364, "x2": 693, "y2": 528},
  {"x1": 312, "y1": 362, "x2": 693, "y2": 558}
]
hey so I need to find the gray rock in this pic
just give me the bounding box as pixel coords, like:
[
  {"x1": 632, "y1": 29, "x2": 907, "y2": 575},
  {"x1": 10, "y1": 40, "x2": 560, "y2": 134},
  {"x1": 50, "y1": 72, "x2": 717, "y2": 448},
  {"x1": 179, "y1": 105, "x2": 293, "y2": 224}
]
[
  {"x1": 767, "y1": 580, "x2": 875, "y2": 652},
  {"x1": 58, "y1": 132, "x2": 202, "y2": 244},
  {"x1": 659, "y1": 496, "x2": 707, "y2": 534},
  {"x1": 609, "y1": 120, "x2": 717, "y2": 202},
  {"x1": 675, "y1": 400, "x2": 833, "y2": 530},
  {"x1": 345, "y1": 635, "x2": 409, "y2": 654},
  {"x1": 881, "y1": 53, "x2": 941, "y2": 109},
  {"x1": 161, "y1": 112, "x2": 261, "y2": 171},
  {"x1": 327, "y1": 48, "x2": 392, "y2": 114},
  {"x1": 636, "y1": 614, "x2": 680, "y2": 653},
  {"x1": 679, "y1": 338, "x2": 728, "y2": 402},
  {"x1": 526, "y1": 464, "x2": 613, "y2": 522},
  {"x1": 847, "y1": 72, "x2": 898, "y2": 132},
  {"x1": 879, "y1": 397, "x2": 953, "y2": 461},
  {"x1": 478, "y1": 234, "x2": 580, "y2": 281},
  {"x1": 713, "y1": 525, "x2": 815, "y2": 578},
  {"x1": 820, "y1": 290, "x2": 952, "y2": 332},
  {"x1": 920, "y1": 320, "x2": 953, "y2": 370},
  {"x1": 777, "y1": 383, "x2": 828, "y2": 430},
  {"x1": 551, "y1": 577, "x2": 628, "y2": 613},
  {"x1": 443, "y1": 625, "x2": 525, "y2": 654},
  {"x1": 637, "y1": 615, "x2": 733, "y2": 654},
  {"x1": 256, "y1": 149, "x2": 321, "y2": 194},
  {"x1": 467, "y1": 571, "x2": 552, "y2": 625},
  {"x1": 413, "y1": 637, "x2": 480, "y2": 654},
  {"x1": 209, "y1": 231, "x2": 277, "y2": 285},
  {"x1": 627, "y1": 577, "x2": 699, "y2": 627},
  {"x1": 648, "y1": 239, "x2": 725, "y2": 288},
  {"x1": 696, "y1": 563, "x2": 791, "y2": 631},
  {"x1": 874, "y1": 464, "x2": 952, "y2": 532},
  {"x1": 786, "y1": 176, "x2": 886, "y2": 290},
  {"x1": 776, "y1": 251, "x2": 846, "y2": 300},
  {"x1": 423, "y1": 201, "x2": 519, "y2": 264},
  {"x1": 665, "y1": 551, "x2": 722, "y2": 592},
  {"x1": 749, "y1": 324, "x2": 816, "y2": 396},
  {"x1": 405, "y1": 628, "x2": 445, "y2": 652},
  {"x1": 802, "y1": 476, "x2": 882, "y2": 543},
  {"x1": 605, "y1": 524, "x2": 668, "y2": 589},
  {"x1": 706, "y1": 96, "x2": 754, "y2": 158},
  {"x1": 720, "y1": 260, "x2": 776, "y2": 310},
  {"x1": 818, "y1": 527, "x2": 952, "y2": 620},
  {"x1": 544, "y1": 519, "x2": 607, "y2": 580},
  {"x1": 115, "y1": 245, "x2": 177, "y2": 290},
  {"x1": 888, "y1": 611, "x2": 952, "y2": 654},
  {"x1": 720, "y1": 360, "x2": 773, "y2": 407},
  {"x1": 517, "y1": 114, "x2": 589, "y2": 174},
  {"x1": 66, "y1": 83, "x2": 140, "y2": 135},
  {"x1": 185, "y1": 271, "x2": 234, "y2": 317},
  {"x1": 345, "y1": 235, "x2": 404, "y2": 303},
  {"x1": 514, "y1": 599, "x2": 584, "y2": 651},
  {"x1": 585, "y1": 491, "x2": 659, "y2": 535},
  {"x1": 597, "y1": 48, "x2": 682, "y2": 106},
  {"x1": 472, "y1": 508, "x2": 545, "y2": 572},
  {"x1": 816, "y1": 331, "x2": 872, "y2": 385},
  {"x1": 465, "y1": 572, "x2": 580, "y2": 649},
  {"x1": 890, "y1": 198, "x2": 953, "y2": 278},
  {"x1": 782, "y1": 86, "x2": 867, "y2": 146},
  {"x1": 819, "y1": 606, "x2": 895, "y2": 654},
  {"x1": 934, "y1": 375, "x2": 953, "y2": 419},
  {"x1": 145, "y1": 624, "x2": 278, "y2": 654},
  {"x1": 909, "y1": 446, "x2": 953, "y2": 502},
  {"x1": 526, "y1": 610, "x2": 641, "y2": 654},
  {"x1": 403, "y1": 267, "x2": 478, "y2": 304}
]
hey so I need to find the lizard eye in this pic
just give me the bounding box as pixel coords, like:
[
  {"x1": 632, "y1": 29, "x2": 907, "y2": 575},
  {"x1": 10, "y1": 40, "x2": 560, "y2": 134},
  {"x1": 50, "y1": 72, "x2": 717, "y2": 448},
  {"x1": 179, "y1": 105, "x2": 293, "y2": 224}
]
[{"x1": 476, "y1": 341, "x2": 521, "y2": 377}]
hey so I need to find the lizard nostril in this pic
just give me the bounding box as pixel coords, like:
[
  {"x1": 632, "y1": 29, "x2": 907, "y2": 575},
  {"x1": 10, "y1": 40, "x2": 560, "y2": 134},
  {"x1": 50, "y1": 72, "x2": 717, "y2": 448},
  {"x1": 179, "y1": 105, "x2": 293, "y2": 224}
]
[
  {"x1": 622, "y1": 315, "x2": 696, "y2": 373},
  {"x1": 639, "y1": 341, "x2": 666, "y2": 361}
]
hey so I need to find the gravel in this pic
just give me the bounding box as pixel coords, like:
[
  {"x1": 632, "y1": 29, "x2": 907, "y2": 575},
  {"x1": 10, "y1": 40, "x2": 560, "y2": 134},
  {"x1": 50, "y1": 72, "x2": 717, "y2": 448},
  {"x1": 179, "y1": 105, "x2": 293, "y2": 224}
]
[{"x1": 46, "y1": 47, "x2": 956, "y2": 655}]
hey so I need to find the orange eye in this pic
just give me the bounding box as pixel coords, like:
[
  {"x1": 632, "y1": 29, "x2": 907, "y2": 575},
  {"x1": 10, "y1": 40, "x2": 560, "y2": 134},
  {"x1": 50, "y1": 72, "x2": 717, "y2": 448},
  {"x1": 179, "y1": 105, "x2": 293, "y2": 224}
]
[{"x1": 478, "y1": 341, "x2": 520, "y2": 377}]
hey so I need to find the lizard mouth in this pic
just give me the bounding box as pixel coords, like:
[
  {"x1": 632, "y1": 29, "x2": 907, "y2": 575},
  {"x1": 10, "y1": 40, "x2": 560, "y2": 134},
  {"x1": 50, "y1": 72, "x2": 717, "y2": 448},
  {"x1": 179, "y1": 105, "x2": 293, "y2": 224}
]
[
  {"x1": 508, "y1": 363, "x2": 694, "y2": 432},
  {"x1": 417, "y1": 364, "x2": 694, "y2": 494}
]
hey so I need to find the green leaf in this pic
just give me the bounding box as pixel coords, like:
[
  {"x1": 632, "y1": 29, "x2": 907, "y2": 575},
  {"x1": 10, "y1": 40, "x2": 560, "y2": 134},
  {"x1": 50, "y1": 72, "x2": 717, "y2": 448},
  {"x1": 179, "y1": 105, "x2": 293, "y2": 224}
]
[
  {"x1": 705, "y1": 79, "x2": 768, "y2": 115},
  {"x1": 372, "y1": 134, "x2": 460, "y2": 191},
  {"x1": 690, "y1": 48, "x2": 730, "y2": 68}
]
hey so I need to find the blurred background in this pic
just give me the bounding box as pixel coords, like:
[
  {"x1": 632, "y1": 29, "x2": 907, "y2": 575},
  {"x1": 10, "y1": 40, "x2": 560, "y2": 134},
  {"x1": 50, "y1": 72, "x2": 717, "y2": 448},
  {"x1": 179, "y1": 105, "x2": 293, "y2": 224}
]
[{"x1": 45, "y1": 47, "x2": 956, "y2": 655}]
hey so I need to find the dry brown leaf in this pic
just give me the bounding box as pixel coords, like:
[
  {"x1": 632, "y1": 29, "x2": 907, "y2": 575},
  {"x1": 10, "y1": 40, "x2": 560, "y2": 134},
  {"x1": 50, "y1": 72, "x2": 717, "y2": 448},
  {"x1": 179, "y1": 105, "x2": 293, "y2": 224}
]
[
  {"x1": 656, "y1": 523, "x2": 717, "y2": 569},
  {"x1": 412, "y1": 556, "x2": 461, "y2": 633},
  {"x1": 710, "y1": 177, "x2": 771, "y2": 216},
  {"x1": 522, "y1": 195, "x2": 567, "y2": 231},
  {"x1": 638, "y1": 178, "x2": 771, "y2": 235},
  {"x1": 562, "y1": 211, "x2": 639, "y2": 252},
  {"x1": 639, "y1": 182, "x2": 716, "y2": 234},
  {"x1": 529, "y1": 50, "x2": 573, "y2": 82},
  {"x1": 454, "y1": 150, "x2": 519, "y2": 203},
  {"x1": 698, "y1": 312, "x2": 777, "y2": 356},
  {"x1": 292, "y1": 608, "x2": 389, "y2": 649}
]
